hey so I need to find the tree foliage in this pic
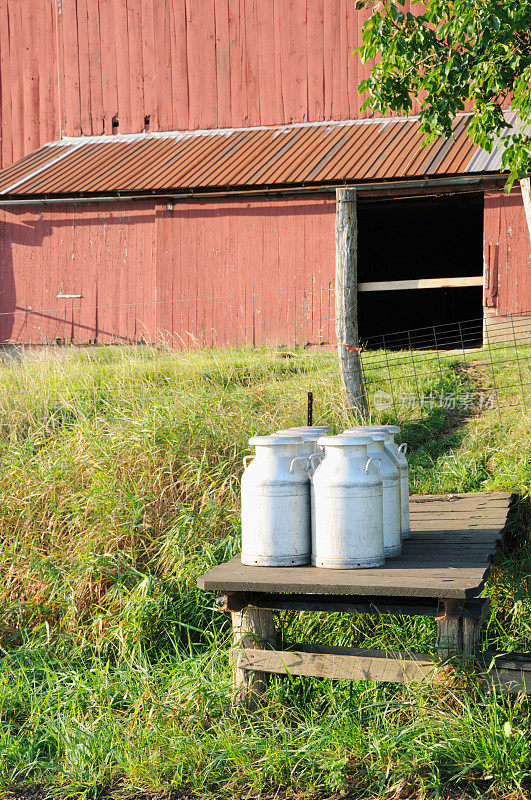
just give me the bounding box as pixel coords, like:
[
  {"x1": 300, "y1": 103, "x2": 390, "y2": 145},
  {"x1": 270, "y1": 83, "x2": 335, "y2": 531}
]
[{"x1": 357, "y1": 0, "x2": 531, "y2": 188}]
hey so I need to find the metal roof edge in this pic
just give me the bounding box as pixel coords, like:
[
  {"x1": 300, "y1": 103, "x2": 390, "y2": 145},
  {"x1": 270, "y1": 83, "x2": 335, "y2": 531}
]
[
  {"x1": 0, "y1": 173, "x2": 507, "y2": 205},
  {"x1": 47, "y1": 113, "x2": 437, "y2": 147}
]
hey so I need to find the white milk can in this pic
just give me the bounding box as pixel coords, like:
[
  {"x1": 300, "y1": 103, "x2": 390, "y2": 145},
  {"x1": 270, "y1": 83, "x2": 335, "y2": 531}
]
[
  {"x1": 241, "y1": 435, "x2": 311, "y2": 566},
  {"x1": 276, "y1": 427, "x2": 329, "y2": 472},
  {"x1": 345, "y1": 425, "x2": 410, "y2": 539},
  {"x1": 311, "y1": 435, "x2": 384, "y2": 569}
]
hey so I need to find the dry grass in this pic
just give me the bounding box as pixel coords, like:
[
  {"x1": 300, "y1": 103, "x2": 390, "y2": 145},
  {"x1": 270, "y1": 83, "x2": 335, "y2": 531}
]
[{"x1": 0, "y1": 344, "x2": 527, "y2": 798}]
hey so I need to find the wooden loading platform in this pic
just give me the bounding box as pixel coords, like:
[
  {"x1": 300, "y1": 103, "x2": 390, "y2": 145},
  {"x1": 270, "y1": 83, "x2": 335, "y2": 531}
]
[{"x1": 198, "y1": 492, "x2": 530, "y2": 705}]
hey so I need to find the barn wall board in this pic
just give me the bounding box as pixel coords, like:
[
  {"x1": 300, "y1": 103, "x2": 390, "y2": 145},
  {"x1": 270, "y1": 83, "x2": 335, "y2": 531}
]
[
  {"x1": 0, "y1": 195, "x2": 336, "y2": 347},
  {"x1": 483, "y1": 189, "x2": 531, "y2": 317},
  {"x1": 0, "y1": 0, "x2": 422, "y2": 169}
]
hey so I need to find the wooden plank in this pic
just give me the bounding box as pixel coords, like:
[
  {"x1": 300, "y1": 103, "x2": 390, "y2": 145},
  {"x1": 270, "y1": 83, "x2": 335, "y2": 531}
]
[
  {"x1": 98, "y1": 0, "x2": 119, "y2": 135},
  {"x1": 238, "y1": 644, "x2": 437, "y2": 683},
  {"x1": 126, "y1": 0, "x2": 145, "y2": 133},
  {"x1": 169, "y1": 0, "x2": 188, "y2": 130},
  {"x1": 113, "y1": 0, "x2": 132, "y2": 132},
  {"x1": 228, "y1": 0, "x2": 247, "y2": 126},
  {"x1": 243, "y1": 0, "x2": 261, "y2": 126},
  {"x1": 252, "y1": 0, "x2": 274, "y2": 126},
  {"x1": 140, "y1": 0, "x2": 157, "y2": 130},
  {"x1": 198, "y1": 493, "x2": 510, "y2": 599},
  {"x1": 214, "y1": 0, "x2": 231, "y2": 128},
  {"x1": 483, "y1": 651, "x2": 531, "y2": 671},
  {"x1": 484, "y1": 669, "x2": 531, "y2": 694},
  {"x1": 358, "y1": 276, "x2": 484, "y2": 293},
  {"x1": 154, "y1": 0, "x2": 172, "y2": 130},
  {"x1": 186, "y1": 0, "x2": 217, "y2": 129},
  {"x1": 76, "y1": 0, "x2": 92, "y2": 135},
  {"x1": 86, "y1": 0, "x2": 104, "y2": 134},
  {"x1": 59, "y1": 0, "x2": 82, "y2": 136}
]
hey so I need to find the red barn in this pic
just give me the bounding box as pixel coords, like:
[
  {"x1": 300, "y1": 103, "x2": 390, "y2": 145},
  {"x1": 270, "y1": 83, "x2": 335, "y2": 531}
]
[{"x1": 0, "y1": 0, "x2": 528, "y2": 347}]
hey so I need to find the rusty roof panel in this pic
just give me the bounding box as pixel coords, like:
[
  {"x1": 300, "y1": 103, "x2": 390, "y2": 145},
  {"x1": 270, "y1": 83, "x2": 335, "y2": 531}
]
[{"x1": 0, "y1": 114, "x2": 509, "y2": 197}]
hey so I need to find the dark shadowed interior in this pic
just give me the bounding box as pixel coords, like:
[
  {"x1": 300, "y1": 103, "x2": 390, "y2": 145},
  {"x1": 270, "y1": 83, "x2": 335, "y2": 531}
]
[{"x1": 357, "y1": 193, "x2": 484, "y2": 349}]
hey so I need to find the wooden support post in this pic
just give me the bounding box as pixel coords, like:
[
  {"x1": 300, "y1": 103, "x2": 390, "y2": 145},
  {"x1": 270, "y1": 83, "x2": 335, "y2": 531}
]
[
  {"x1": 335, "y1": 188, "x2": 368, "y2": 419},
  {"x1": 436, "y1": 617, "x2": 462, "y2": 659},
  {"x1": 231, "y1": 606, "x2": 276, "y2": 709},
  {"x1": 436, "y1": 599, "x2": 463, "y2": 659},
  {"x1": 436, "y1": 598, "x2": 489, "y2": 659}
]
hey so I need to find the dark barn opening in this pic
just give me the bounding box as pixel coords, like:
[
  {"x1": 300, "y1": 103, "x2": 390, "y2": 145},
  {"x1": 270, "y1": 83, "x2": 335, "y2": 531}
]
[{"x1": 357, "y1": 193, "x2": 484, "y2": 349}]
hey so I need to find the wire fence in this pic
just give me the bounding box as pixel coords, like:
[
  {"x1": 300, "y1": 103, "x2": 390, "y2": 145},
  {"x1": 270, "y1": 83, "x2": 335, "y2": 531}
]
[
  {"x1": 359, "y1": 314, "x2": 531, "y2": 419},
  {"x1": 0, "y1": 287, "x2": 529, "y2": 419}
]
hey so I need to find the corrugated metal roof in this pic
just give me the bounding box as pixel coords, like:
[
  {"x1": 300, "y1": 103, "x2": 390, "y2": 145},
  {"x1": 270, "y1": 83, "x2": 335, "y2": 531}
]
[{"x1": 0, "y1": 113, "x2": 512, "y2": 197}]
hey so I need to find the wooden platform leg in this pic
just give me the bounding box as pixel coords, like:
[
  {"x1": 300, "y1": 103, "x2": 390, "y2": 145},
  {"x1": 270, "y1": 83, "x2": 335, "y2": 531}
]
[
  {"x1": 231, "y1": 606, "x2": 276, "y2": 709},
  {"x1": 436, "y1": 617, "x2": 462, "y2": 659},
  {"x1": 436, "y1": 600, "x2": 463, "y2": 659},
  {"x1": 462, "y1": 599, "x2": 490, "y2": 657}
]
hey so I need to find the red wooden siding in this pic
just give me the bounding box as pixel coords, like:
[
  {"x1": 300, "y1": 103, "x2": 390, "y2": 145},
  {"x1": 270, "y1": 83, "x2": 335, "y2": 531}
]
[
  {"x1": 484, "y1": 190, "x2": 531, "y2": 316},
  {"x1": 0, "y1": 195, "x2": 336, "y2": 346},
  {"x1": 0, "y1": 0, "x2": 420, "y2": 169}
]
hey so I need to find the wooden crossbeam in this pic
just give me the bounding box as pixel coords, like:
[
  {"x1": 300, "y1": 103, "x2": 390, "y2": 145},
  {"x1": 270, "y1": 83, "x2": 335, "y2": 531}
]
[
  {"x1": 357, "y1": 276, "x2": 483, "y2": 292},
  {"x1": 237, "y1": 643, "x2": 437, "y2": 684}
]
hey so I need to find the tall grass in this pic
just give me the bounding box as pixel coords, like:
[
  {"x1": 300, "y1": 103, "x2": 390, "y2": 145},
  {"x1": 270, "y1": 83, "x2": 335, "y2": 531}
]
[{"x1": 0, "y1": 344, "x2": 528, "y2": 798}]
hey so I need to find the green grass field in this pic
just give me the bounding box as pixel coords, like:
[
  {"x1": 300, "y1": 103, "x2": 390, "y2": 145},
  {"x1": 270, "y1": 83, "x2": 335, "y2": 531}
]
[{"x1": 0, "y1": 344, "x2": 529, "y2": 799}]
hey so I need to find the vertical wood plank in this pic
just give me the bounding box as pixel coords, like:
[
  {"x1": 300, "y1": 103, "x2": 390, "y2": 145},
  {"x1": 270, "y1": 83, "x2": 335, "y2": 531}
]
[
  {"x1": 86, "y1": 0, "x2": 104, "y2": 134},
  {"x1": 141, "y1": 0, "x2": 157, "y2": 130},
  {"x1": 8, "y1": 0, "x2": 25, "y2": 159},
  {"x1": 59, "y1": 0, "x2": 82, "y2": 136},
  {"x1": 243, "y1": 0, "x2": 260, "y2": 126},
  {"x1": 170, "y1": 0, "x2": 189, "y2": 130},
  {"x1": 307, "y1": 0, "x2": 325, "y2": 122},
  {"x1": 231, "y1": 607, "x2": 276, "y2": 709},
  {"x1": 154, "y1": 0, "x2": 172, "y2": 130},
  {"x1": 228, "y1": 0, "x2": 246, "y2": 126},
  {"x1": 126, "y1": 0, "x2": 145, "y2": 133},
  {"x1": 289, "y1": 0, "x2": 308, "y2": 122},
  {"x1": 0, "y1": 0, "x2": 13, "y2": 166},
  {"x1": 98, "y1": 0, "x2": 119, "y2": 134},
  {"x1": 214, "y1": 0, "x2": 231, "y2": 128},
  {"x1": 185, "y1": 0, "x2": 217, "y2": 129},
  {"x1": 113, "y1": 0, "x2": 132, "y2": 132},
  {"x1": 76, "y1": 0, "x2": 92, "y2": 135}
]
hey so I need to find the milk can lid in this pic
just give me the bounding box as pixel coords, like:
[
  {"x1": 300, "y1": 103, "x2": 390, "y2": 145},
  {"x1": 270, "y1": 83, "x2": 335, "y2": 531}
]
[
  {"x1": 344, "y1": 424, "x2": 400, "y2": 435},
  {"x1": 277, "y1": 429, "x2": 323, "y2": 440},
  {"x1": 249, "y1": 434, "x2": 302, "y2": 446},
  {"x1": 287, "y1": 426, "x2": 331, "y2": 434},
  {"x1": 317, "y1": 434, "x2": 373, "y2": 447}
]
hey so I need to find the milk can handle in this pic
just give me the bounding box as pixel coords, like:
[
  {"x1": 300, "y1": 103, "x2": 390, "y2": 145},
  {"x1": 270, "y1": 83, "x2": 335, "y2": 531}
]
[
  {"x1": 309, "y1": 452, "x2": 325, "y2": 469},
  {"x1": 289, "y1": 456, "x2": 311, "y2": 474},
  {"x1": 365, "y1": 456, "x2": 382, "y2": 474},
  {"x1": 399, "y1": 443, "x2": 408, "y2": 454},
  {"x1": 243, "y1": 455, "x2": 254, "y2": 470}
]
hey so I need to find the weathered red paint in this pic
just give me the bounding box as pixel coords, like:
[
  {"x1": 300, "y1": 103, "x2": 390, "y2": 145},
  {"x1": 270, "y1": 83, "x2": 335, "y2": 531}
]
[
  {"x1": 0, "y1": 195, "x2": 336, "y2": 347},
  {"x1": 0, "y1": 0, "x2": 423, "y2": 169},
  {"x1": 483, "y1": 189, "x2": 531, "y2": 316}
]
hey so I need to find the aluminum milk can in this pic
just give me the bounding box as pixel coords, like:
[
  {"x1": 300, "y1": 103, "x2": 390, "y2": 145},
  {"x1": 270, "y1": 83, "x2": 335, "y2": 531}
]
[
  {"x1": 241, "y1": 435, "x2": 311, "y2": 566},
  {"x1": 276, "y1": 427, "x2": 329, "y2": 472},
  {"x1": 345, "y1": 425, "x2": 410, "y2": 539},
  {"x1": 311, "y1": 435, "x2": 384, "y2": 569},
  {"x1": 378, "y1": 426, "x2": 410, "y2": 539}
]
